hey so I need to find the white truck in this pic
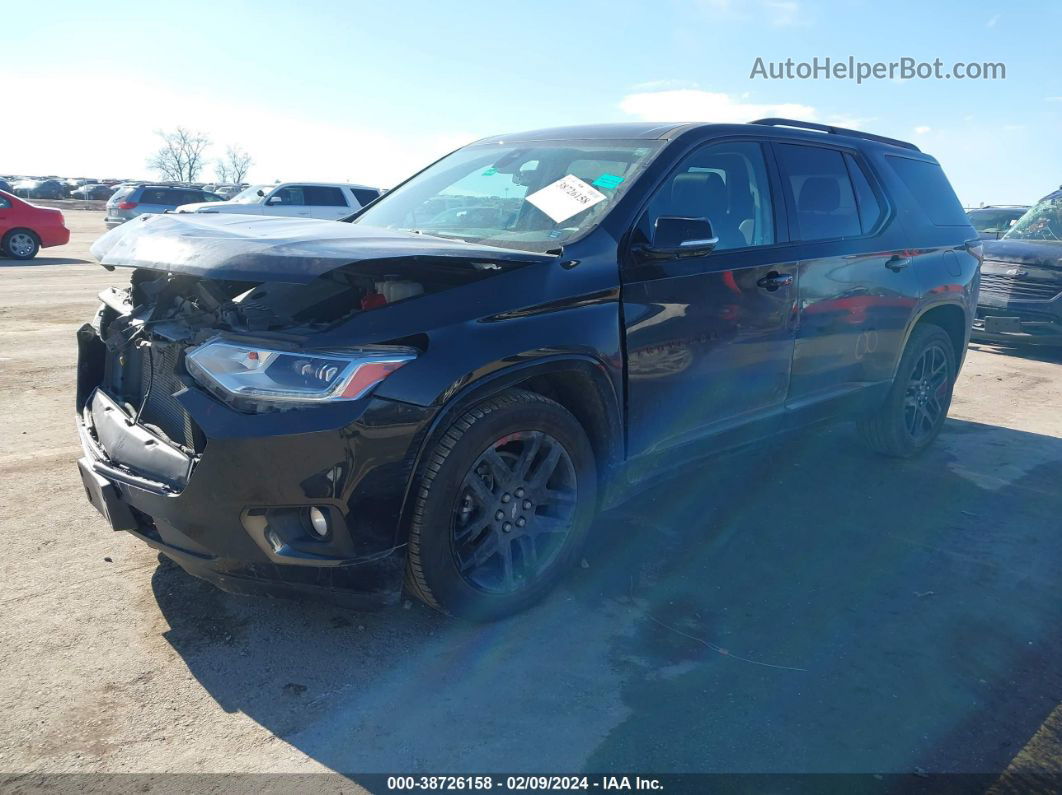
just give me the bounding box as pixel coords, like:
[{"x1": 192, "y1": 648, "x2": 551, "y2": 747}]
[{"x1": 175, "y1": 182, "x2": 382, "y2": 220}]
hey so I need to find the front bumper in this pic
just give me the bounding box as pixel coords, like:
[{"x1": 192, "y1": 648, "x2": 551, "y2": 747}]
[
  {"x1": 973, "y1": 297, "x2": 1062, "y2": 346},
  {"x1": 76, "y1": 327, "x2": 433, "y2": 608}
]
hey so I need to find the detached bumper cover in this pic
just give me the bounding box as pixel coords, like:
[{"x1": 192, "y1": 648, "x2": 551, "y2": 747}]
[{"x1": 77, "y1": 336, "x2": 434, "y2": 607}]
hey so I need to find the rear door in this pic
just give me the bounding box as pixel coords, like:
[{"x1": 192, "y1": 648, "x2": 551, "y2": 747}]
[
  {"x1": 135, "y1": 188, "x2": 175, "y2": 217},
  {"x1": 776, "y1": 142, "x2": 918, "y2": 408},
  {"x1": 622, "y1": 139, "x2": 798, "y2": 464}
]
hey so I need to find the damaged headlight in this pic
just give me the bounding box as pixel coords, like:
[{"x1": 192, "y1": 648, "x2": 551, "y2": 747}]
[{"x1": 185, "y1": 338, "x2": 415, "y2": 405}]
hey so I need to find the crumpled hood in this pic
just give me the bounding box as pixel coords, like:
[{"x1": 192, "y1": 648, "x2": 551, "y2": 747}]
[
  {"x1": 981, "y1": 238, "x2": 1062, "y2": 269},
  {"x1": 90, "y1": 212, "x2": 555, "y2": 284}
]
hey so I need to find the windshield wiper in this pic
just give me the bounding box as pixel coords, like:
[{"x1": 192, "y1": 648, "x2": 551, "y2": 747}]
[{"x1": 408, "y1": 229, "x2": 470, "y2": 242}]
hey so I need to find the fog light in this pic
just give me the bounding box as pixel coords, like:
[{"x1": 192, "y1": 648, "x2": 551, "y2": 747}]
[{"x1": 308, "y1": 506, "x2": 330, "y2": 538}]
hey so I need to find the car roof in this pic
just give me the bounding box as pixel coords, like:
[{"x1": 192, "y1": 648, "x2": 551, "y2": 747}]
[
  {"x1": 472, "y1": 119, "x2": 922, "y2": 155},
  {"x1": 272, "y1": 181, "x2": 379, "y2": 190}
]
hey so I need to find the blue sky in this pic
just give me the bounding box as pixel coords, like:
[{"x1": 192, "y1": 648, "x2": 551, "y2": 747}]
[{"x1": 6, "y1": 0, "x2": 1061, "y2": 205}]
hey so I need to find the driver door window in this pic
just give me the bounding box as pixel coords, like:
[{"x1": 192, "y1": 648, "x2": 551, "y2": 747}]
[
  {"x1": 636, "y1": 141, "x2": 775, "y2": 251},
  {"x1": 270, "y1": 186, "x2": 307, "y2": 206}
]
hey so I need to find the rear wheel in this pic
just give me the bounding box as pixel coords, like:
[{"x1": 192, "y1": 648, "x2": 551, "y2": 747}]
[
  {"x1": 405, "y1": 389, "x2": 597, "y2": 620},
  {"x1": 2, "y1": 229, "x2": 40, "y2": 260},
  {"x1": 858, "y1": 324, "x2": 957, "y2": 457}
]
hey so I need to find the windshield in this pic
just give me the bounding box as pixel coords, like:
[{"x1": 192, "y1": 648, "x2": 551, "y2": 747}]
[
  {"x1": 229, "y1": 185, "x2": 272, "y2": 204},
  {"x1": 352, "y1": 140, "x2": 664, "y2": 253},
  {"x1": 967, "y1": 209, "x2": 1024, "y2": 235},
  {"x1": 1003, "y1": 197, "x2": 1062, "y2": 242}
]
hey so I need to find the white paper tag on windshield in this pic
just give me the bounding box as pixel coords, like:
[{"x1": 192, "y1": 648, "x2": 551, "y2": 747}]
[{"x1": 526, "y1": 175, "x2": 607, "y2": 223}]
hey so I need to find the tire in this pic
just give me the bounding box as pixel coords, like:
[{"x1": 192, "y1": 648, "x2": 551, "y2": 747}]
[
  {"x1": 858, "y1": 323, "x2": 957, "y2": 458},
  {"x1": 2, "y1": 229, "x2": 40, "y2": 260},
  {"x1": 405, "y1": 389, "x2": 597, "y2": 620}
]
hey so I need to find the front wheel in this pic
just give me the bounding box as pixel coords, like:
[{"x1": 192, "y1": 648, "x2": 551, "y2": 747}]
[
  {"x1": 405, "y1": 389, "x2": 597, "y2": 620},
  {"x1": 2, "y1": 229, "x2": 40, "y2": 260},
  {"x1": 858, "y1": 323, "x2": 957, "y2": 458}
]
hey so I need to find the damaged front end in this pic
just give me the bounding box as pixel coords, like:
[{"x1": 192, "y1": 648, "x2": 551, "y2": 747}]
[{"x1": 76, "y1": 214, "x2": 550, "y2": 606}]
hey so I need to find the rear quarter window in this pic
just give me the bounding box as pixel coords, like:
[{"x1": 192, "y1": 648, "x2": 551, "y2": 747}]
[{"x1": 886, "y1": 156, "x2": 968, "y2": 226}]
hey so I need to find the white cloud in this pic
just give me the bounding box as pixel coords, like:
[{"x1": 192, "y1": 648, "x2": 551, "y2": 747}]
[
  {"x1": 914, "y1": 126, "x2": 932, "y2": 135},
  {"x1": 3, "y1": 71, "x2": 476, "y2": 188},
  {"x1": 764, "y1": 0, "x2": 807, "y2": 27},
  {"x1": 986, "y1": 13, "x2": 1000, "y2": 27},
  {"x1": 619, "y1": 89, "x2": 816, "y2": 123}
]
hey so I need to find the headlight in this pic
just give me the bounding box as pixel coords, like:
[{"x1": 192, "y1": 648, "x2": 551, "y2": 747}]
[{"x1": 185, "y1": 339, "x2": 415, "y2": 405}]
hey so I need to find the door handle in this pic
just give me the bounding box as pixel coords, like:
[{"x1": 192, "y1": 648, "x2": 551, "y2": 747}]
[
  {"x1": 885, "y1": 255, "x2": 912, "y2": 272},
  {"x1": 756, "y1": 271, "x2": 793, "y2": 291}
]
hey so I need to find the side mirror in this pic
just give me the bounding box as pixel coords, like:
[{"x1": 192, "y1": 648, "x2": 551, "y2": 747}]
[
  {"x1": 266, "y1": 195, "x2": 283, "y2": 206},
  {"x1": 642, "y1": 216, "x2": 719, "y2": 258}
]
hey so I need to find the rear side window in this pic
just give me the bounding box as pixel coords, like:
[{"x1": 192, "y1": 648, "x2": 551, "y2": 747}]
[
  {"x1": 302, "y1": 186, "x2": 348, "y2": 206},
  {"x1": 139, "y1": 189, "x2": 173, "y2": 205},
  {"x1": 844, "y1": 154, "x2": 886, "y2": 233},
  {"x1": 352, "y1": 188, "x2": 380, "y2": 206},
  {"x1": 0, "y1": 196, "x2": 10, "y2": 209},
  {"x1": 775, "y1": 144, "x2": 861, "y2": 241},
  {"x1": 886, "y1": 156, "x2": 968, "y2": 226}
]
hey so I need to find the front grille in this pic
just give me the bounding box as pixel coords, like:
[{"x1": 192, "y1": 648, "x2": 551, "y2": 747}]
[
  {"x1": 979, "y1": 271, "x2": 1061, "y2": 302},
  {"x1": 137, "y1": 344, "x2": 201, "y2": 450},
  {"x1": 105, "y1": 341, "x2": 204, "y2": 452}
]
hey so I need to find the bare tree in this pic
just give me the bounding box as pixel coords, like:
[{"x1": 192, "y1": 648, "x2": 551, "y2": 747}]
[
  {"x1": 147, "y1": 127, "x2": 211, "y2": 183},
  {"x1": 215, "y1": 145, "x2": 254, "y2": 184}
]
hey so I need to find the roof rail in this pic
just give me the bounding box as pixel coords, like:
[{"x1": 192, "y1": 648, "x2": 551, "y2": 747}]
[{"x1": 750, "y1": 118, "x2": 920, "y2": 152}]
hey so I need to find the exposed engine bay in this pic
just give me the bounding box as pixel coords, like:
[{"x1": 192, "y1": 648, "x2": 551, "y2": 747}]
[{"x1": 103, "y1": 256, "x2": 513, "y2": 344}]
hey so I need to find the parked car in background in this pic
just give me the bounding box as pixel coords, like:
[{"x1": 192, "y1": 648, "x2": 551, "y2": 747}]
[
  {"x1": 19, "y1": 179, "x2": 67, "y2": 200},
  {"x1": 174, "y1": 182, "x2": 381, "y2": 220},
  {"x1": 212, "y1": 184, "x2": 243, "y2": 200},
  {"x1": 104, "y1": 185, "x2": 225, "y2": 229},
  {"x1": 78, "y1": 119, "x2": 978, "y2": 619},
  {"x1": 72, "y1": 184, "x2": 116, "y2": 201},
  {"x1": 973, "y1": 188, "x2": 1062, "y2": 345},
  {"x1": 966, "y1": 205, "x2": 1028, "y2": 239},
  {"x1": 0, "y1": 189, "x2": 70, "y2": 259}
]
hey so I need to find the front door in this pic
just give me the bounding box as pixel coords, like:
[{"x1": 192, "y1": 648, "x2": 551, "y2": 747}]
[{"x1": 622, "y1": 140, "x2": 798, "y2": 464}]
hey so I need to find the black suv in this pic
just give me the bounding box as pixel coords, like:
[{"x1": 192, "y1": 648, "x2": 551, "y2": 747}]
[
  {"x1": 77, "y1": 119, "x2": 980, "y2": 619},
  {"x1": 973, "y1": 188, "x2": 1062, "y2": 345}
]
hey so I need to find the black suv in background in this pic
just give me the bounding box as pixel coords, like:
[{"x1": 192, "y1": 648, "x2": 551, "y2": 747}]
[
  {"x1": 974, "y1": 188, "x2": 1062, "y2": 345},
  {"x1": 966, "y1": 205, "x2": 1029, "y2": 240},
  {"x1": 78, "y1": 119, "x2": 980, "y2": 619}
]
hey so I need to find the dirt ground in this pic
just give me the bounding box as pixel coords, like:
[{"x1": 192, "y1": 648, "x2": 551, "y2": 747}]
[{"x1": 0, "y1": 210, "x2": 1059, "y2": 784}]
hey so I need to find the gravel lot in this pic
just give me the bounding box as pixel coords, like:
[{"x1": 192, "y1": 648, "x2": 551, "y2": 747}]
[{"x1": 1, "y1": 210, "x2": 1059, "y2": 784}]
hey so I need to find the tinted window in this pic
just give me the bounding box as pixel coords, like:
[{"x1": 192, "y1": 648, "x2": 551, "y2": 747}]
[
  {"x1": 352, "y1": 188, "x2": 380, "y2": 206},
  {"x1": 844, "y1": 154, "x2": 886, "y2": 233},
  {"x1": 637, "y1": 140, "x2": 775, "y2": 251},
  {"x1": 302, "y1": 186, "x2": 348, "y2": 206},
  {"x1": 0, "y1": 196, "x2": 10, "y2": 209},
  {"x1": 776, "y1": 144, "x2": 861, "y2": 241},
  {"x1": 139, "y1": 189, "x2": 174, "y2": 205},
  {"x1": 886, "y1": 156, "x2": 968, "y2": 226}
]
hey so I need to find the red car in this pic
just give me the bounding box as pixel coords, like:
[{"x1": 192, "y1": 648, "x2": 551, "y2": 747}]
[{"x1": 0, "y1": 189, "x2": 71, "y2": 260}]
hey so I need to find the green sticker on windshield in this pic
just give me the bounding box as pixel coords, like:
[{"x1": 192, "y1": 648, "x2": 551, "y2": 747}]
[
  {"x1": 592, "y1": 173, "x2": 624, "y2": 189},
  {"x1": 482, "y1": 167, "x2": 498, "y2": 176}
]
